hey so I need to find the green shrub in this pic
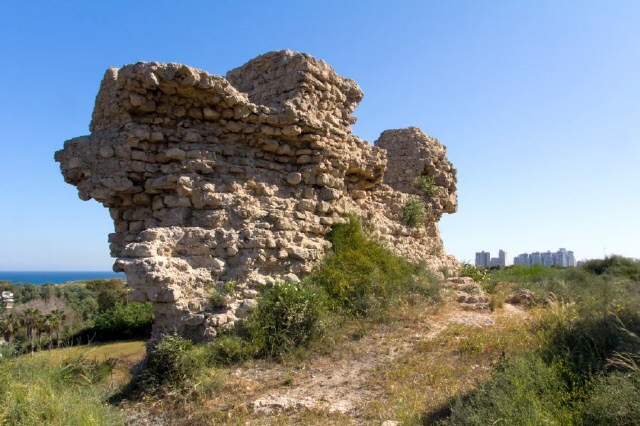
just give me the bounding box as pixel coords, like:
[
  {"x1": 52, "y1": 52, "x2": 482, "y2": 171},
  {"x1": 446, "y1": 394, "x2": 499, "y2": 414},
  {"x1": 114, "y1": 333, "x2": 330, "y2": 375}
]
[
  {"x1": 247, "y1": 281, "x2": 327, "y2": 359},
  {"x1": 417, "y1": 175, "x2": 439, "y2": 196},
  {"x1": 310, "y1": 216, "x2": 435, "y2": 317},
  {"x1": 208, "y1": 334, "x2": 257, "y2": 365},
  {"x1": 133, "y1": 334, "x2": 204, "y2": 394},
  {"x1": 206, "y1": 280, "x2": 237, "y2": 309},
  {"x1": 439, "y1": 356, "x2": 580, "y2": 425},
  {"x1": 209, "y1": 216, "x2": 441, "y2": 363},
  {"x1": 459, "y1": 263, "x2": 489, "y2": 286},
  {"x1": 71, "y1": 301, "x2": 155, "y2": 343},
  {"x1": 541, "y1": 307, "x2": 640, "y2": 376},
  {"x1": 93, "y1": 302, "x2": 154, "y2": 333},
  {"x1": 583, "y1": 255, "x2": 640, "y2": 281},
  {"x1": 0, "y1": 357, "x2": 123, "y2": 425},
  {"x1": 582, "y1": 370, "x2": 640, "y2": 425},
  {"x1": 401, "y1": 197, "x2": 425, "y2": 227}
]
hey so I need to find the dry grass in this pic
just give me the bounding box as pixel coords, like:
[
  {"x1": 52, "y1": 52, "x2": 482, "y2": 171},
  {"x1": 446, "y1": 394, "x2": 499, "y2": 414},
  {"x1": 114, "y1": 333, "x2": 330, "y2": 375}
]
[
  {"x1": 32, "y1": 340, "x2": 146, "y2": 387},
  {"x1": 33, "y1": 340, "x2": 146, "y2": 362},
  {"x1": 360, "y1": 307, "x2": 540, "y2": 424}
]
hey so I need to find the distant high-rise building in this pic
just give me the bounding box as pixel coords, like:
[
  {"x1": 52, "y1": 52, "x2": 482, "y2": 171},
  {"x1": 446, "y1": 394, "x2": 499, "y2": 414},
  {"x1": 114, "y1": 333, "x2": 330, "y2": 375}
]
[
  {"x1": 475, "y1": 250, "x2": 508, "y2": 268},
  {"x1": 542, "y1": 251, "x2": 554, "y2": 267},
  {"x1": 475, "y1": 251, "x2": 490, "y2": 267},
  {"x1": 512, "y1": 248, "x2": 576, "y2": 267},
  {"x1": 530, "y1": 252, "x2": 542, "y2": 266},
  {"x1": 555, "y1": 248, "x2": 568, "y2": 267},
  {"x1": 498, "y1": 250, "x2": 507, "y2": 267},
  {"x1": 514, "y1": 253, "x2": 530, "y2": 266}
]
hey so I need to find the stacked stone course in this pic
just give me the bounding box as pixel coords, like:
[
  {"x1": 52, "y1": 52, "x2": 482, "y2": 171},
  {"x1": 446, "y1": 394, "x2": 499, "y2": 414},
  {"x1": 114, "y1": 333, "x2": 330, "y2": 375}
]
[{"x1": 56, "y1": 50, "x2": 458, "y2": 341}]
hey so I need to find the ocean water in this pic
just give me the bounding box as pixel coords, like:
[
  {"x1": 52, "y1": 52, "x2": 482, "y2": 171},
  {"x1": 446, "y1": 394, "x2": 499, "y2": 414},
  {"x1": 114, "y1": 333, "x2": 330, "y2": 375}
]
[{"x1": 0, "y1": 271, "x2": 126, "y2": 285}]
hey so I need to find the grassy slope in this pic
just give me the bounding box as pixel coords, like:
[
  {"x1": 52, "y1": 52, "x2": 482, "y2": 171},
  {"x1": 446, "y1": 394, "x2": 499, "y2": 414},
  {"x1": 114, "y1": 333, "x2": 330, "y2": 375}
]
[{"x1": 3, "y1": 251, "x2": 639, "y2": 425}]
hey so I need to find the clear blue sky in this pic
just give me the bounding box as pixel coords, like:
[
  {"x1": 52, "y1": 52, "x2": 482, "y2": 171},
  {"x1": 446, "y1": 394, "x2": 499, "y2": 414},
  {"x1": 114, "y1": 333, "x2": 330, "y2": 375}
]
[{"x1": 1, "y1": 1, "x2": 638, "y2": 270}]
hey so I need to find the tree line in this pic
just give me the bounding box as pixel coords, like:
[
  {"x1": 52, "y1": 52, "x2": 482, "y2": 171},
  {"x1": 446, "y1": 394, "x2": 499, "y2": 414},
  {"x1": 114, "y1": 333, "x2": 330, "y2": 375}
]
[{"x1": 0, "y1": 279, "x2": 154, "y2": 355}]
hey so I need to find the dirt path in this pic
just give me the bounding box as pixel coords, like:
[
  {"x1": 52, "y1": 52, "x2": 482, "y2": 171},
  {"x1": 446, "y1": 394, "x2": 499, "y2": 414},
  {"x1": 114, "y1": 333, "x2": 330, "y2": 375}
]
[{"x1": 232, "y1": 300, "x2": 528, "y2": 421}]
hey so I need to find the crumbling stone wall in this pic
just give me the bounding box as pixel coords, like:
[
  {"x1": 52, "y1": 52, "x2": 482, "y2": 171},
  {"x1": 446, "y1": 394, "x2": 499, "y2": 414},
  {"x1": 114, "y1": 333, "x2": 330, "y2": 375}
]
[
  {"x1": 56, "y1": 50, "x2": 458, "y2": 341},
  {"x1": 375, "y1": 127, "x2": 457, "y2": 221}
]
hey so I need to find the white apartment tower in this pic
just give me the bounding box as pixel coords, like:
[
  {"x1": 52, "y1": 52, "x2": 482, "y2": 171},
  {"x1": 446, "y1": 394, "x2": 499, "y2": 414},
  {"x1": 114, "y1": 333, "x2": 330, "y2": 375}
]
[
  {"x1": 476, "y1": 250, "x2": 507, "y2": 267},
  {"x1": 498, "y1": 250, "x2": 507, "y2": 267},
  {"x1": 512, "y1": 248, "x2": 576, "y2": 267}
]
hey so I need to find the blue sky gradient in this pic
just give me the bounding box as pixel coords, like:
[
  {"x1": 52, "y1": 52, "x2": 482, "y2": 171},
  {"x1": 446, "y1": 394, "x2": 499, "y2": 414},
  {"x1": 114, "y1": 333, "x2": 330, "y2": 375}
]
[{"x1": 1, "y1": 1, "x2": 638, "y2": 270}]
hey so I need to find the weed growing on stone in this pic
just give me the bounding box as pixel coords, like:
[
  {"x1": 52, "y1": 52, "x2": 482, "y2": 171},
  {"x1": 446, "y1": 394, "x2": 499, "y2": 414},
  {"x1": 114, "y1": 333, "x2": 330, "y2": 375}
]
[
  {"x1": 417, "y1": 175, "x2": 439, "y2": 196},
  {"x1": 401, "y1": 197, "x2": 425, "y2": 227}
]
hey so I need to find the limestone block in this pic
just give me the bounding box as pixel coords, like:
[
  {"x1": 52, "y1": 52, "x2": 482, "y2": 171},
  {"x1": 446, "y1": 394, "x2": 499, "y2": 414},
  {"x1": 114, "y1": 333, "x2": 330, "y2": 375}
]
[
  {"x1": 203, "y1": 107, "x2": 220, "y2": 121},
  {"x1": 147, "y1": 286, "x2": 182, "y2": 303},
  {"x1": 282, "y1": 124, "x2": 302, "y2": 137},
  {"x1": 296, "y1": 155, "x2": 312, "y2": 164}
]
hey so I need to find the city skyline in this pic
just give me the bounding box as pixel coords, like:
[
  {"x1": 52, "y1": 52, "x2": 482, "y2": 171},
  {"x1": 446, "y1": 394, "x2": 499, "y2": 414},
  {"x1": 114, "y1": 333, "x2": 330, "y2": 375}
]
[{"x1": 475, "y1": 248, "x2": 577, "y2": 268}]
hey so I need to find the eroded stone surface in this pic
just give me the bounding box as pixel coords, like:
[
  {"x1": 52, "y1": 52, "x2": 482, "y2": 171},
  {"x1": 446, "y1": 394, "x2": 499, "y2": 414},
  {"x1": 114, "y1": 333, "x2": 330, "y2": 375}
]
[{"x1": 55, "y1": 50, "x2": 458, "y2": 341}]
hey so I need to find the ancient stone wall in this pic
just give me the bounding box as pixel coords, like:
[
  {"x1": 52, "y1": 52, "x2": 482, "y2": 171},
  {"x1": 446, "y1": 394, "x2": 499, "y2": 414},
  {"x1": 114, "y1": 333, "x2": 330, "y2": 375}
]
[
  {"x1": 375, "y1": 127, "x2": 457, "y2": 221},
  {"x1": 56, "y1": 50, "x2": 458, "y2": 341}
]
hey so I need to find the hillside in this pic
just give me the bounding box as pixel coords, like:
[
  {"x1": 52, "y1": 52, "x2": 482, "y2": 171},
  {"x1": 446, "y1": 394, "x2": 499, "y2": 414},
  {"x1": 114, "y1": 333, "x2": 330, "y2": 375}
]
[
  {"x1": 118, "y1": 283, "x2": 527, "y2": 425},
  {"x1": 2, "y1": 253, "x2": 639, "y2": 425}
]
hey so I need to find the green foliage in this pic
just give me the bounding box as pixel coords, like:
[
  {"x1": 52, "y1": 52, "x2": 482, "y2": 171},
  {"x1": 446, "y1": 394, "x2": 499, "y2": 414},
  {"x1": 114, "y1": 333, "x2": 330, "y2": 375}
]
[
  {"x1": 0, "y1": 356, "x2": 123, "y2": 425},
  {"x1": 206, "y1": 216, "x2": 441, "y2": 365},
  {"x1": 401, "y1": 197, "x2": 425, "y2": 227},
  {"x1": 53, "y1": 356, "x2": 114, "y2": 386},
  {"x1": 136, "y1": 334, "x2": 199, "y2": 392},
  {"x1": 437, "y1": 301, "x2": 640, "y2": 425},
  {"x1": 488, "y1": 264, "x2": 556, "y2": 289},
  {"x1": 440, "y1": 356, "x2": 581, "y2": 425},
  {"x1": 541, "y1": 307, "x2": 640, "y2": 377},
  {"x1": 417, "y1": 175, "x2": 440, "y2": 196},
  {"x1": 206, "y1": 280, "x2": 236, "y2": 309},
  {"x1": 126, "y1": 333, "x2": 221, "y2": 401},
  {"x1": 247, "y1": 281, "x2": 327, "y2": 359},
  {"x1": 85, "y1": 279, "x2": 129, "y2": 311},
  {"x1": 92, "y1": 302, "x2": 154, "y2": 338},
  {"x1": 583, "y1": 255, "x2": 640, "y2": 281},
  {"x1": 458, "y1": 263, "x2": 489, "y2": 285},
  {"x1": 581, "y1": 370, "x2": 640, "y2": 425},
  {"x1": 309, "y1": 216, "x2": 439, "y2": 317},
  {"x1": 434, "y1": 256, "x2": 640, "y2": 425},
  {"x1": 208, "y1": 334, "x2": 257, "y2": 365}
]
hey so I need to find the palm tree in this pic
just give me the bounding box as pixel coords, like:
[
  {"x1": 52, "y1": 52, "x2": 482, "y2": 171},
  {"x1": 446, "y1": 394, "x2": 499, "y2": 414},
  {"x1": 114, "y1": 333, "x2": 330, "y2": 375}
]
[
  {"x1": 49, "y1": 309, "x2": 66, "y2": 348},
  {"x1": 42, "y1": 314, "x2": 55, "y2": 350},
  {"x1": 20, "y1": 308, "x2": 42, "y2": 355},
  {"x1": 0, "y1": 313, "x2": 17, "y2": 343}
]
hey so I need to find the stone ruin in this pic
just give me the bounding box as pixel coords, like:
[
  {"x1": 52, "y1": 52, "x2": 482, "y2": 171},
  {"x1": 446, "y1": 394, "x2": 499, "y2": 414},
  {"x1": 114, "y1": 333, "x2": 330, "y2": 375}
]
[{"x1": 56, "y1": 50, "x2": 458, "y2": 341}]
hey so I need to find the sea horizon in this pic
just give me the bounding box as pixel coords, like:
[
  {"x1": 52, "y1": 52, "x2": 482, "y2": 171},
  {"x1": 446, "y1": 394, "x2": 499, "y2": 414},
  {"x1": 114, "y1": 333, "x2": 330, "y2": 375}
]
[{"x1": 0, "y1": 271, "x2": 126, "y2": 285}]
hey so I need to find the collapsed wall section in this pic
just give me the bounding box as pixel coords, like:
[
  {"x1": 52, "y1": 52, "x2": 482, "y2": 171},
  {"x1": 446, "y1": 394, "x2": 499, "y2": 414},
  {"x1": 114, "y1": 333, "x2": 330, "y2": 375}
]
[{"x1": 56, "y1": 50, "x2": 458, "y2": 341}]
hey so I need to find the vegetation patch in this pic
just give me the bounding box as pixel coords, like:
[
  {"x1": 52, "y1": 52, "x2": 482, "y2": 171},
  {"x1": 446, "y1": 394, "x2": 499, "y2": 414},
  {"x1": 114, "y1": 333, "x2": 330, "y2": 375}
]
[
  {"x1": 430, "y1": 257, "x2": 640, "y2": 425},
  {"x1": 417, "y1": 175, "x2": 440, "y2": 196},
  {"x1": 309, "y1": 215, "x2": 440, "y2": 317},
  {"x1": 0, "y1": 355, "x2": 124, "y2": 425},
  {"x1": 247, "y1": 281, "x2": 327, "y2": 359},
  {"x1": 401, "y1": 197, "x2": 425, "y2": 228}
]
